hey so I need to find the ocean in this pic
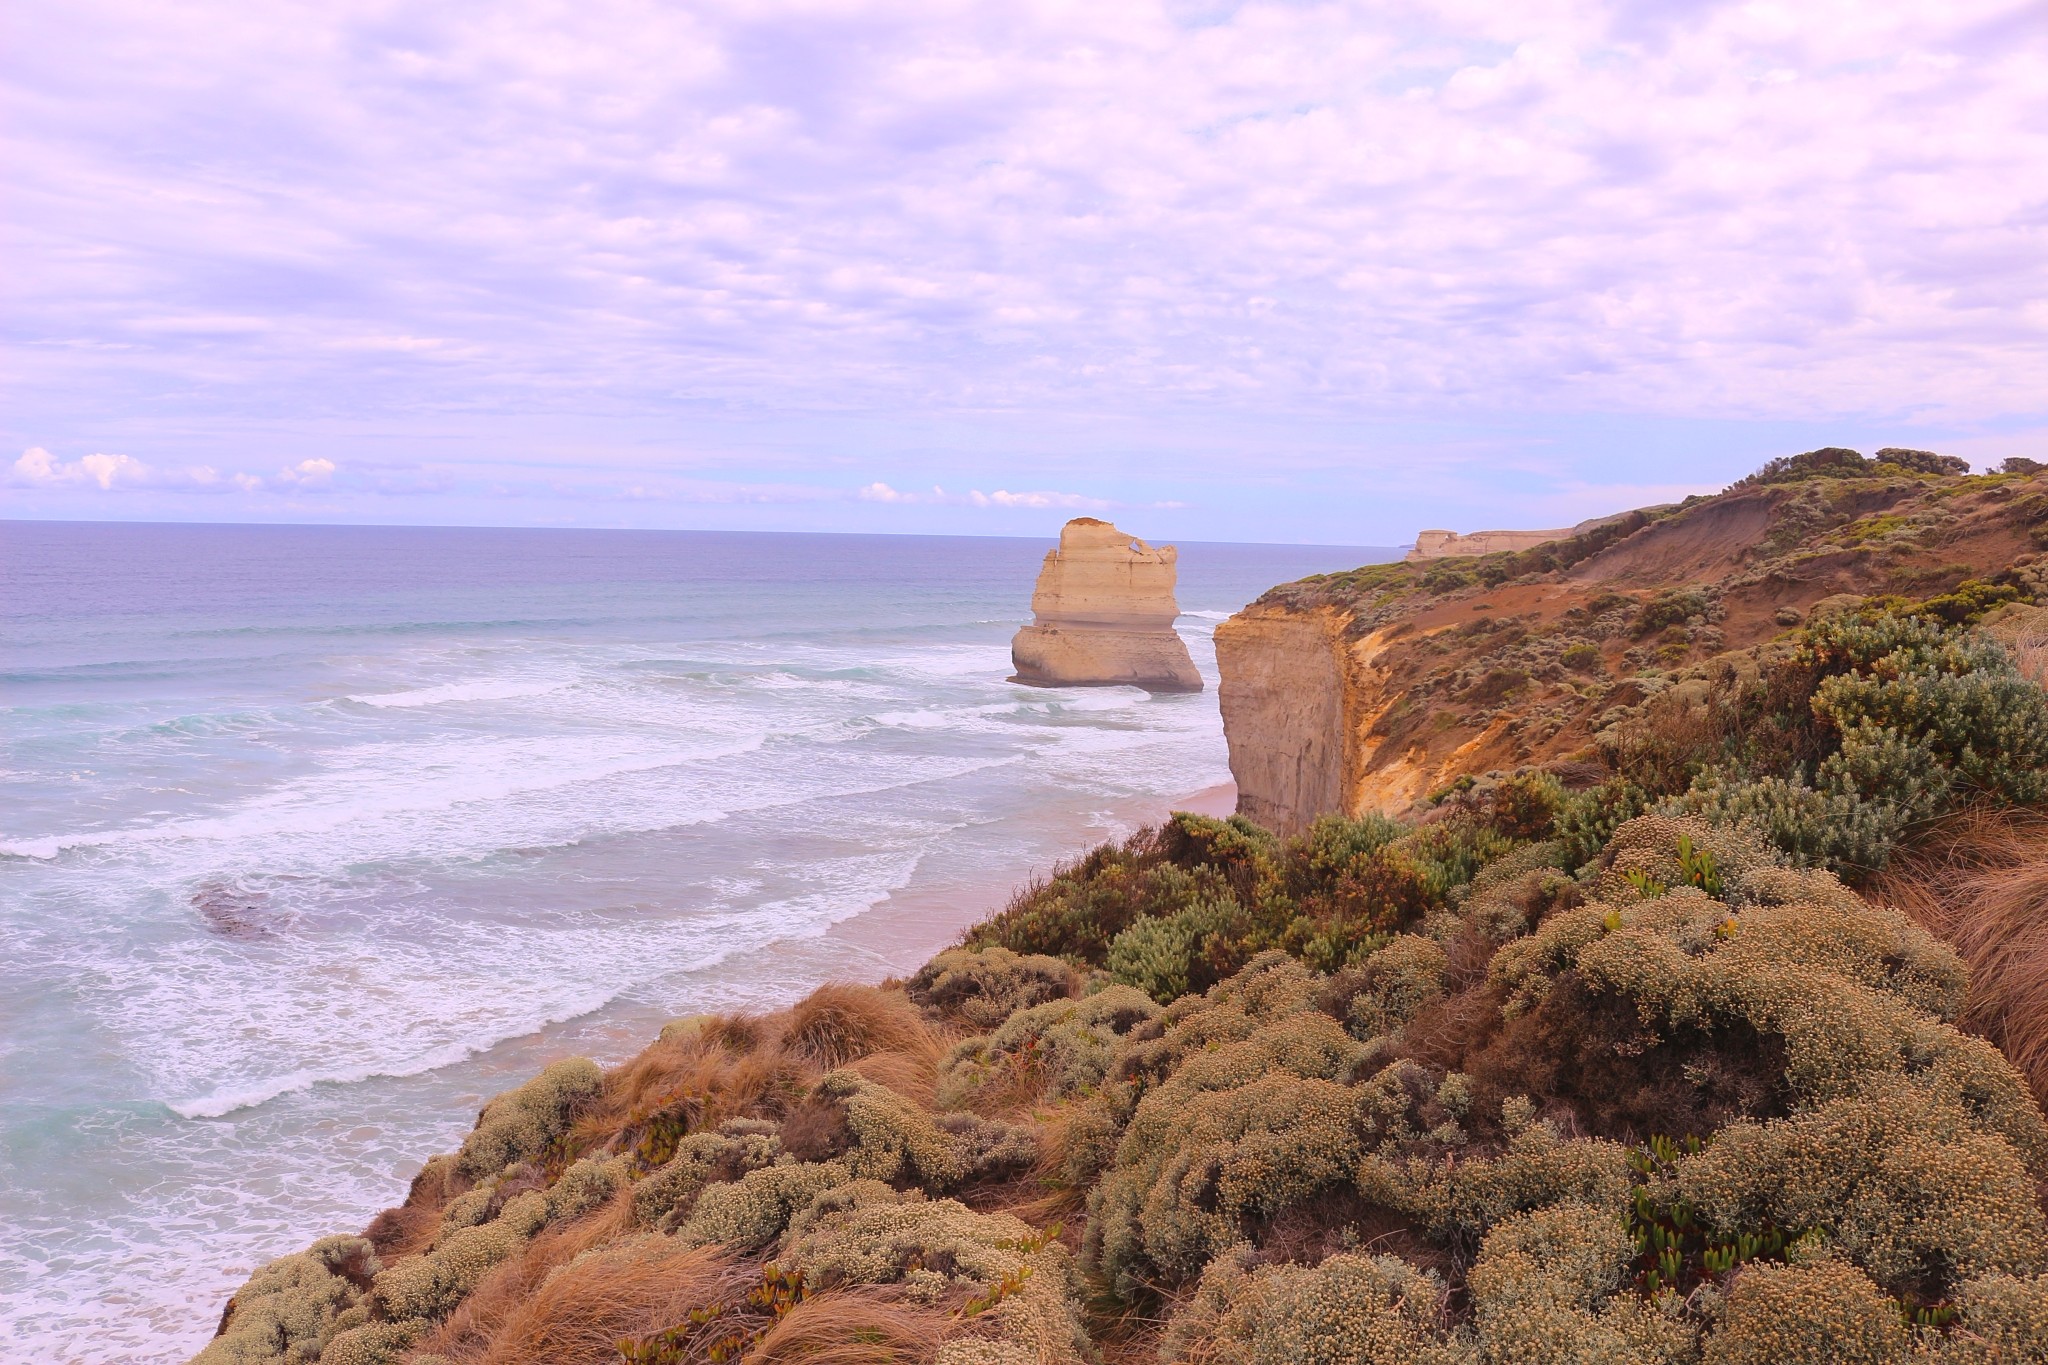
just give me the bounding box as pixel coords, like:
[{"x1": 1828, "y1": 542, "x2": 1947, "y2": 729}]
[{"x1": 0, "y1": 521, "x2": 1390, "y2": 1361}]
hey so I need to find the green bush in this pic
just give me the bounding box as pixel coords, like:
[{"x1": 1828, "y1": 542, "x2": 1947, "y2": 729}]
[
  {"x1": 454, "y1": 1057, "x2": 601, "y2": 1181},
  {"x1": 1162, "y1": 1247, "x2": 1463, "y2": 1365},
  {"x1": 192, "y1": 1236, "x2": 378, "y2": 1365},
  {"x1": 938, "y1": 984, "x2": 1159, "y2": 1108},
  {"x1": 906, "y1": 946, "x2": 1076, "y2": 1029}
]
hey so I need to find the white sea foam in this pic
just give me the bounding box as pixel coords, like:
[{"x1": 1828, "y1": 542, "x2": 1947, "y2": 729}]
[{"x1": 344, "y1": 677, "x2": 566, "y2": 708}]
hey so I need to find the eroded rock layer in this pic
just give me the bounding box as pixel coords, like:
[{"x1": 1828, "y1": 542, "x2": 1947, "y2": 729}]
[
  {"x1": 1010, "y1": 518, "x2": 1201, "y2": 692},
  {"x1": 1220, "y1": 455, "x2": 2047, "y2": 831}
]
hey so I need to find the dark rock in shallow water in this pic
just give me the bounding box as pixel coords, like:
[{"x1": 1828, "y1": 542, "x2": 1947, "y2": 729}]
[{"x1": 191, "y1": 882, "x2": 276, "y2": 939}]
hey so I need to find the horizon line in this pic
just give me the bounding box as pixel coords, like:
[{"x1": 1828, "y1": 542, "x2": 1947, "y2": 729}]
[{"x1": 0, "y1": 515, "x2": 1408, "y2": 553}]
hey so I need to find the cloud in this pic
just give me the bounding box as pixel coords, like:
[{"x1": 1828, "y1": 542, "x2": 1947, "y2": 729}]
[
  {"x1": 275, "y1": 457, "x2": 335, "y2": 486},
  {"x1": 8, "y1": 447, "x2": 341, "y2": 495},
  {"x1": 858, "y1": 482, "x2": 1111, "y2": 510},
  {"x1": 2, "y1": 2, "x2": 2043, "y2": 537},
  {"x1": 6, "y1": 0, "x2": 2045, "y2": 431},
  {"x1": 967, "y1": 489, "x2": 1109, "y2": 510},
  {"x1": 11, "y1": 447, "x2": 153, "y2": 490}
]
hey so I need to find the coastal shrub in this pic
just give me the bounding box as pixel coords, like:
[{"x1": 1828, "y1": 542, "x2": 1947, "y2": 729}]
[
  {"x1": 937, "y1": 984, "x2": 1159, "y2": 1110},
  {"x1": 1088, "y1": 1003, "x2": 1373, "y2": 1292},
  {"x1": 633, "y1": 1123, "x2": 782, "y2": 1229},
  {"x1": 1555, "y1": 780, "x2": 1650, "y2": 872},
  {"x1": 1676, "y1": 1078, "x2": 2047, "y2": 1297},
  {"x1": 1490, "y1": 817, "x2": 2000, "y2": 1105},
  {"x1": 1338, "y1": 934, "x2": 1449, "y2": 1039},
  {"x1": 905, "y1": 946, "x2": 1077, "y2": 1029},
  {"x1": 193, "y1": 1235, "x2": 378, "y2": 1365},
  {"x1": 1875, "y1": 446, "x2": 1972, "y2": 477},
  {"x1": 1451, "y1": 843, "x2": 1576, "y2": 942},
  {"x1": 676, "y1": 1161, "x2": 852, "y2": 1251},
  {"x1": 1582, "y1": 607, "x2": 2048, "y2": 879},
  {"x1": 783, "y1": 1193, "x2": 1091, "y2": 1363},
  {"x1": 1663, "y1": 773, "x2": 1904, "y2": 875},
  {"x1": 963, "y1": 828, "x2": 1179, "y2": 964},
  {"x1": 1929, "y1": 1274, "x2": 2048, "y2": 1362},
  {"x1": 1463, "y1": 1202, "x2": 1689, "y2": 1364},
  {"x1": 1161, "y1": 1246, "x2": 1463, "y2": 1365},
  {"x1": 934, "y1": 1111, "x2": 1039, "y2": 1183},
  {"x1": 374, "y1": 1219, "x2": 523, "y2": 1322},
  {"x1": 455, "y1": 1057, "x2": 602, "y2": 1181},
  {"x1": 960, "y1": 805, "x2": 1519, "y2": 981},
  {"x1": 1739, "y1": 446, "x2": 1881, "y2": 486},
  {"x1": 1103, "y1": 894, "x2": 1243, "y2": 1002},
  {"x1": 1704, "y1": 1259, "x2": 1906, "y2": 1365},
  {"x1": 815, "y1": 1068, "x2": 964, "y2": 1188},
  {"x1": 309, "y1": 1322, "x2": 419, "y2": 1365}
]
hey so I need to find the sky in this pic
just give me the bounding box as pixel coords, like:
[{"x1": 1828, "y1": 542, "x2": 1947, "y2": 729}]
[{"x1": 4, "y1": 0, "x2": 2046, "y2": 544}]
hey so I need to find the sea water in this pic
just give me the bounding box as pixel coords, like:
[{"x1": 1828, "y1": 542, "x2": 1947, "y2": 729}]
[{"x1": 0, "y1": 522, "x2": 1389, "y2": 1361}]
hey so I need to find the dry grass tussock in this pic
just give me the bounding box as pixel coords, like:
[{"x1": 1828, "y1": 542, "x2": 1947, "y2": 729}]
[
  {"x1": 582, "y1": 1025, "x2": 794, "y2": 1138},
  {"x1": 2014, "y1": 617, "x2": 2048, "y2": 689},
  {"x1": 415, "y1": 1208, "x2": 742, "y2": 1364},
  {"x1": 1880, "y1": 807, "x2": 2048, "y2": 1103},
  {"x1": 742, "y1": 1289, "x2": 950, "y2": 1363},
  {"x1": 569, "y1": 984, "x2": 941, "y2": 1162},
  {"x1": 783, "y1": 984, "x2": 939, "y2": 1071}
]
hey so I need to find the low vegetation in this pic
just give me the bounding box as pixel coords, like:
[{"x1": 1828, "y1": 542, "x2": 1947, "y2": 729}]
[{"x1": 196, "y1": 451, "x2": 2048, "y2": 1364}]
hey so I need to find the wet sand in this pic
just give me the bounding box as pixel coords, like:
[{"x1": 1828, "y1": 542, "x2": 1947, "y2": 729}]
[{"x1": 822, "y1": 780, "x2": 1238, "y2": 977}]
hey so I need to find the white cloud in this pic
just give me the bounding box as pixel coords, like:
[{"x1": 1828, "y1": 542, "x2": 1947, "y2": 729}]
[
  {"x1": 12, "y1": 447, "x2": 153, "y2": 489},
  {"x1": 276, "y1": 457, "x2": 336, "y2": 486},
  {"x1": 8, "y1": 447, "x2": 340, "y2": 495},
  {"x1": 967, "y1": 489, "x2": 1110, "y2": 511},
  {"x1": 857, "y1": 482, "x2": 1110, "y2": 510}
]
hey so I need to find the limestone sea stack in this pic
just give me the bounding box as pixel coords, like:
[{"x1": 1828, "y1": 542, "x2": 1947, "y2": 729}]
[{"x1": 1009, "y1": 518, "x2": 1202, "y2": 692}]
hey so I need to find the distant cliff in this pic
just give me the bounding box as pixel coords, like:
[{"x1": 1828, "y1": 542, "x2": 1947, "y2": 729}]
[
  {"x1": 1218, "y1": 450, "x2": 2046, "y2": 831},
  {"x1": 1407, "y1": 512, "x2": 1643, "y2": 561}
]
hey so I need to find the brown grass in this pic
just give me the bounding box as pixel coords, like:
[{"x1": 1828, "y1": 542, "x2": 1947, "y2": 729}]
[
  {"x1": 363, "y1": 1157, "x2": 467, "y2": 1259},
  {"x1": 2012, "y1": 618, "x2": 2048, "y2": 689},
  {"x1": 574, "y1": 1032, "x2": 814, "y2": 1159},
  {"x1": 782, "y1": 984, "x2": 935, "y2": 1071},
  {"x1": 426, "y1": 1231, "x2": 753, "y2": 1365},
  {"x1": 410, "y1": 1190, "x2": 646, "y2": 1361},
  {"x1": 741, "y1": 1289, "x2": 951, "y2": 1364},
  {"x1": 844, "y1": 1045, "x2": 941, "y2": 1105},
  {"x1": 1878, "y1": 807, "x2": 2048, "y2": 1103}
]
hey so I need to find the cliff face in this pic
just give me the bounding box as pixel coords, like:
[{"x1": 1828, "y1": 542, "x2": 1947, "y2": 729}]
[
  {"x1": 1219, "y1": 459, "x2": 2047, "y2": 831},
  {"x1": 1010, "y1": 518, "x2": 1201, "y2": 692}
]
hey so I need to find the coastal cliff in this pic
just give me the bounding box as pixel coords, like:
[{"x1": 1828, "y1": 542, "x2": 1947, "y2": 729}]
[
  {"x1": 191, "y1": 447, "x2": 2048, "y2": 1365},
  {"x1": 1220, "y1": 449, "x2": 2047, "y2": 832},
  {"x1": 1010, "y1": 518, "x2": 1201, "y2": 692}
]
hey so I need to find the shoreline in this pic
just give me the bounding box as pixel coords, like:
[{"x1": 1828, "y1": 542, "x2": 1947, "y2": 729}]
[{"x1": 818, "y1": 779, "x2": 1239, "y2": 981}]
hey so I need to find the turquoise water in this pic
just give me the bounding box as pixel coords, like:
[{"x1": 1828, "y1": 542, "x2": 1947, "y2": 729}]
[{"x1": 0, "y1": 522, "x2": 1388, "y2": 1361}]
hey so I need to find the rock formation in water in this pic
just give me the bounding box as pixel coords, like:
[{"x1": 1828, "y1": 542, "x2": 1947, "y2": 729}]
[{"x1": 1010, "y1": 518, "x2": 1202, "y2": 692}]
